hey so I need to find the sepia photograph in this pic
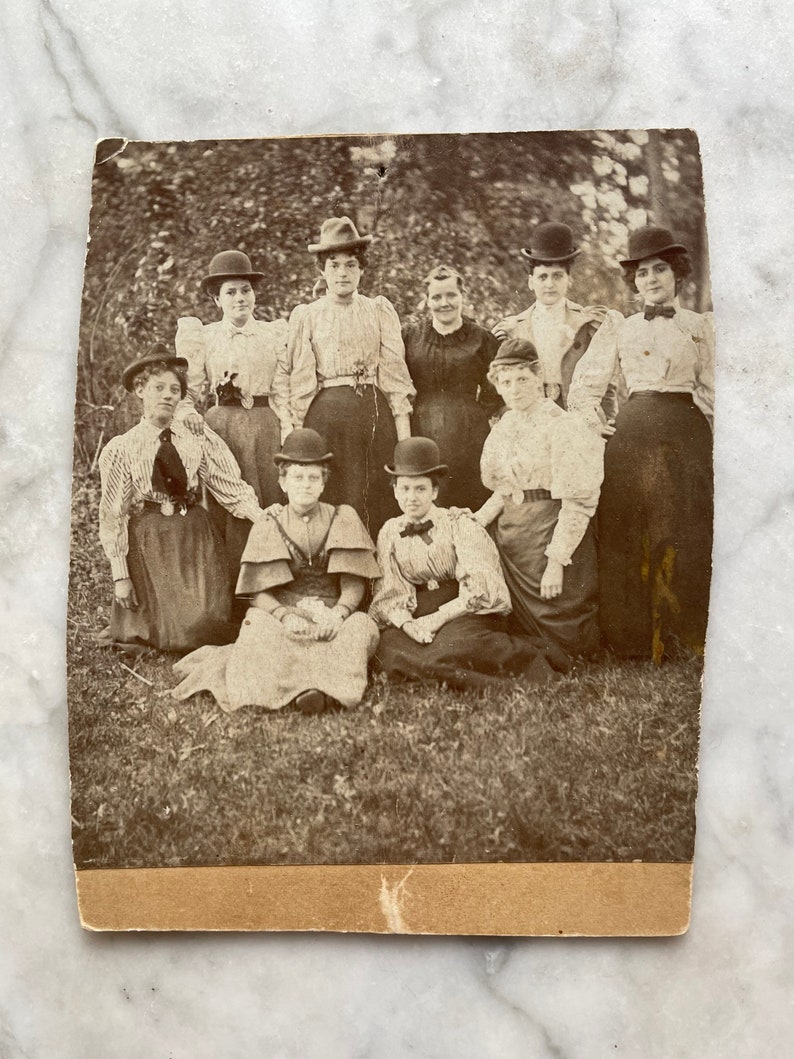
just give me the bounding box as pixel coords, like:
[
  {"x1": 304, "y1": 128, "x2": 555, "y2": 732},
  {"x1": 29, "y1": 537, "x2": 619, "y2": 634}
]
[{"x1": 67, "y1": 131, "x2": 711, "y2": 927}]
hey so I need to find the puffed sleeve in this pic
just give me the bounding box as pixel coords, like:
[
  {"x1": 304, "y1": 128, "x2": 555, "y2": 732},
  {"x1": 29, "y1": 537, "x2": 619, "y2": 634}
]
[
  {"x1": 449, "y1": 513, "x2": 511, "y2": 616},
  {"x1": 368, "y1": 521, "x2": 417, "y2": 629},
  {"x1": 265, "y1": 318, "x2": 293, "y2": 439},
  {"x1": 326, "y1": 505, "x2": 382, "y2": 579},
  {"x1": 286, "y1": 302, "x2": 320, "y2": 428},
  {"x1": 235, "y1": 515, "x2": 293, "y2": 595},
  {"x1": 692, "y1": 312, "x2": 715, "y2": 430},
  {"x1": 374, "y1": 296, "x2": 415, "y2": 419},
  {"x1": 567, "y1": 309, "x2": 625, "y2": 430},
  {"x1": 174, "y1": 317, "x2": 208, "y2": 416},
  {"x1": 98, "y1": 435, "x2": 134, "y2": 581},
  {"x1": 545, "y1": 413, "x2": 604, "y2": 565},
  {"x1": 480, "y1": 412, "x2": 521, "y2": 499},
  {"x1": 199, "y1": 425, "x2": 262, "y2": 523}
]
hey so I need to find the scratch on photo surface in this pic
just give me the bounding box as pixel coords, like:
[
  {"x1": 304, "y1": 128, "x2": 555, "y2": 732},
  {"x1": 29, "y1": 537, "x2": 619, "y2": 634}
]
[{"x1": 379, "y1": 868, "x2": 414, "y2": 932}]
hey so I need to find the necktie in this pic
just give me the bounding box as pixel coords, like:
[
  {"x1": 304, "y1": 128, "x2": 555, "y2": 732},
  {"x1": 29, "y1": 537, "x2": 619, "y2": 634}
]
[
  {"x1": 400, "y1": 519, "x2": 434, "y2": 542},
  {"x1": 644, "y1": 305, "x2": 676, "y2": 320},
  {"x1": 152, "y1": 428, "x2": 188, "y2": 500}
]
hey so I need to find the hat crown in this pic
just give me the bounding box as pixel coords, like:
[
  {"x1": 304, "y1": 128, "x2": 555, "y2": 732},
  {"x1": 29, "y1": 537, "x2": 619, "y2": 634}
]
[
  {"x1": 308, "y1": 216, "x2": 373, "y2": 254},
  {"x1": 524, "y1": 221, "x2": 578, "y2": 262},
  {"x1": 276, "y1": 428, "x2": 333, "y2": 464},
  {"x1": 623, "y1": 226, "x2": 686, "y2": 264},
  {"x1": 387, "y1": 437, "x2": 448, "y2": 478},
  {"x1": 206, "y1": 250, "x2": 257, "y2": 278},
  {"x1": 121, "y1": 344, "x2": 188, "y2": 393},
  {"x1": 491, "y1": 337, "x2": 540, "y2": 369}
]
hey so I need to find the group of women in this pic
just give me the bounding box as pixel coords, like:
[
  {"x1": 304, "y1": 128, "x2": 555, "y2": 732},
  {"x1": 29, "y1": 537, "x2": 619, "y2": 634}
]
[{"x1": 97, "y1": 215, "x2": 714, "y2": 712}]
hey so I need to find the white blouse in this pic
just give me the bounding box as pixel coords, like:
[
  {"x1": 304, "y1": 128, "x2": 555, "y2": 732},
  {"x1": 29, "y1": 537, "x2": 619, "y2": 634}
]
[
  {"x1": 567, "y1": 305, "x2": 715, "y2": 429},
  {"x1": 480, "y1": 402, "x2": 604, "y2": 565},
  {"x1": 369, "y1": 505, "x2": 511, "y2": 629},
  {"x1": 98, "y1": 418, "x2": 261, "y2": 580}
]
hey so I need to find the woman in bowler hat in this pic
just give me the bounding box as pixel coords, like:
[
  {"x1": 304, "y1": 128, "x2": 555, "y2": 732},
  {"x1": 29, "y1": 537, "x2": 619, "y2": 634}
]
[
  {"x1": 286, "y1": 217, "x2": 416, "y2": 538},
  {"x1": 369, "y1": 438, "x2": 560, "y2": 689},
  {"x1": 174, "y1": 250, "x2": 291, "y2": 595},
  {"x1": 173, "y1": 429, "x2": 380, "y2": 714},
  {"x1": 567, "y1": 225, "x2": 714, "y2": 660},
  {"x1": 492, "y1": 221, "x2": 617, "y2": 423},
  {"x1": 98, "y1": 346, "x2": 264, "y2": 652}
]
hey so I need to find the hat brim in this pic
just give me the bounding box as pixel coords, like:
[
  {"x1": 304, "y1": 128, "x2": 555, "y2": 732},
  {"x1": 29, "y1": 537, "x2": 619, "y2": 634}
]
[
  {"x1": 520, "y1": 247, "x2": 581, "y2": 264},
  {"x1": 384, "y1": 463, "x2": 449, "y2": 477},
  {"x1": 273, "y1": 452, "x2": 334, "y2": 465},
  {"x1": 619, "y1": 243, "x2": 687, "y2": 267},
  {"x1": 122, "y1": 355, "x2": 188, "y2": 392},
  {"x1": 308, "y1": 235, "x2": 373, "y2": 254},
  {"x1": 201, "y1": 271, "x2": 265, "y2": 293}
]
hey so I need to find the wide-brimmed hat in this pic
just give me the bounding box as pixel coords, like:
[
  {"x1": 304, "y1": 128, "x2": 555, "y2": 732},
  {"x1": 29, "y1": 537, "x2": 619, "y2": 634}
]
[
  {"x1": 520, "y1": 222, "x2": 580, "y2": 265},
  {"x1": 308, "y1": 216, "x2": 373, "y2": 255},
  {"x1": 201, "y1": 250, "x2": 264, "y2": 293},
  {"x1": 121, "y1": 344, "x2": 188, "y2": 394},
  {"x1": 273, "y1": 429, "x2": 334, "y2": 466},
  {"x1": 489, "y1": 338, "x2": 540, "y2": 371},
  {"x1": 619, "y1": 226, "x2": 688, "y2": 267},
  {"x1": 385, "y1": 438, "x2": 448, "y2": 478}
]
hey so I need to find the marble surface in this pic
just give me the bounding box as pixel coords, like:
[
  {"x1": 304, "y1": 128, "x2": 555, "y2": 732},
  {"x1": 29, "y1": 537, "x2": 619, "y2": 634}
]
[{"x1": 1, "y1": 0, "x2": 792, "y2": 1055}]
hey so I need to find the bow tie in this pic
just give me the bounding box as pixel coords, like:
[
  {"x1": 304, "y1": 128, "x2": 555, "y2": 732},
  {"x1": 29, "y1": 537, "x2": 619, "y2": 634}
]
[
  {"x1": 644, "y1": 305, "x2": 676, "y2": 320},
  {"x1": 400, "y1": 519, "x2": 434, "y2": 539}
]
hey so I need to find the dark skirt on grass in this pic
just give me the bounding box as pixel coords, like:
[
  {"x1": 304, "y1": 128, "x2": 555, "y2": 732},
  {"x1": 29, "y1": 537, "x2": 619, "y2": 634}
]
[
  {"x1": 374, "y1": 582, "x2": 562, "y2": 690},
  {"x1": 110, "y1": 505, "x2": 235, "y2": 653},
  {"x1": 205, "y1": 402, "x2": 281, "y2": 589},
  {"x1": 303, "y1": 384, "x2": 399, "y2": 538},
  {"x1": 494, "y1": 496, "x2": 599, "y2": 660},
  {"x1": 597, "y1": 392, "x2": 713, "y2": 660}
]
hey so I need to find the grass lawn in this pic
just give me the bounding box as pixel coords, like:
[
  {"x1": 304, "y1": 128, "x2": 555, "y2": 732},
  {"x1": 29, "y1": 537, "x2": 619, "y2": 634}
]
[{"x1": 68, "y1": 474, "x2": 701, "y2": 870}]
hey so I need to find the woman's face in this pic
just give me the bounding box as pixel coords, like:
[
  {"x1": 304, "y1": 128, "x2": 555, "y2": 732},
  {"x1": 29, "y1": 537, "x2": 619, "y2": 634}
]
[
  {"x1": 393, "y1": 476, "x2": 438, "y2": 521},
  {"x1": 322, "y1": 252, "x2": 361, "y2": 301},
  {"x1": 135, "y1": 371, "x2": 182, "y2": 427},
  {"x1": 281, "y1": 464, "x2": 326, "y2": 511},
  {"x1": 528, "y1": 264, "x2": 570, "y2": 308},
  {"x1": 426, "y1": 276, "x2": 463, "y2": 329},
  {"x1": 634, "y1": 256, "x2": 676, "y2": 305},
  {"x1": 215, "y1": 278, "x2": 256, "y2": 326},
  {"x1": 493, "y1": 364, "x2": 543, "y2": 413}
]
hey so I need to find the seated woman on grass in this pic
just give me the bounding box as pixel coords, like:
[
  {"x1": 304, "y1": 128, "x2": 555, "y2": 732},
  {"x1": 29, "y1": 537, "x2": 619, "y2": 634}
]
[
  {"x1": 369, "y1": 438, "x2": 561, "y2": 690},
  {"x1": 172, "y1": 429, "x2": 381, "y2": 714},
  {"x1": 98, "y1": 345, "x2": 264, "y2": 653}
]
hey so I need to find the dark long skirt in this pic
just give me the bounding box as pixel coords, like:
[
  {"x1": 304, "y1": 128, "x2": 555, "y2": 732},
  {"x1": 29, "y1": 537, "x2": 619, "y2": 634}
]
[
  {"x1": 110, "y1": 506, "x2": 236, "y2": 653},
  {"x1": 304, "y1": 384, "x2": 399, "y2": 538},
  {"x1": 205, "y1": 403, "x2": 281, "y2": 589},
  {"x1": 411, "y1": 394, "x2": 491, "y2": 509},
  {"x1": 494, "y1": 497, "x2": 599, "y2": 660},
  {"x1": 374, "y1": 582, "x2": 562, "y2": 690},
  {"x1": 597, "y1": 392, "x2": 713, "y2": 660}
]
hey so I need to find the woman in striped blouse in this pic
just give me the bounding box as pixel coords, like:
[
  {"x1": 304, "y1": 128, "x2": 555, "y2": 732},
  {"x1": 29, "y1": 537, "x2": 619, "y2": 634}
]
[{"x1": 98, "y1": 347, "x2": 264, "y2": 653}]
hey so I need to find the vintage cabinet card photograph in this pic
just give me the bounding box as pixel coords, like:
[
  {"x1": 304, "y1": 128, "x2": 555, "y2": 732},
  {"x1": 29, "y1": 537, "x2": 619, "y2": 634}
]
[{"x1": 68, "y1": 130, "x2": 712, "y2": 933}]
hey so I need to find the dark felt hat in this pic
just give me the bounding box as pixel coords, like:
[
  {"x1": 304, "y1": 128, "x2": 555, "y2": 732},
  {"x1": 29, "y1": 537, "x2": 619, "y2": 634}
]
[
  {"x1": 619, "y1": 226, "x2": 688, "y2": 267},
  {"x1": 308, "y1": 216, "x2": 373, "y2": 255},
  {"x1": 490, "y1": 338, "x2": 540, "y2": 371},
  {"x1": 385, "y1": 438, "x2": 448, "y2": 478},
  {"x1": 121, "y1": 344, "x2": 188, "y2": 394},
  {"x1": 520, "y1": 222, "x2": 581, "y2": 264},
  {"x1": 201, "y1": 250, "x2": 264, "y2": 293},
  {"x1": 273, "y1": 429, "x2": 334, "y2": 466}
]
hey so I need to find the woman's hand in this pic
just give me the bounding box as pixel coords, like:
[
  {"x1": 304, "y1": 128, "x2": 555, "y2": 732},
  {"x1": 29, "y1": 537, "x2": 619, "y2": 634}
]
[
  {"x1": 281, "y1": 611, "x2": 315, "y2": 639},
  {"x1": 183, "y1": 410, "x2": 205, "y2": 436},
  {"x1": 540, "y1": 559, "x2": 564, "y2": 600},
  {"x1": 491, "y1": 321, "x2": 510, "y2": 341},
  {"x1": 313, "y1": 606, "x2": 347, "y2": 642},
  {"x1": 114, "y1": 578, "x2": 138, "y2": 610},
  {"x1": 402, "y1": 618, "x2": 435, "y2": 644}
]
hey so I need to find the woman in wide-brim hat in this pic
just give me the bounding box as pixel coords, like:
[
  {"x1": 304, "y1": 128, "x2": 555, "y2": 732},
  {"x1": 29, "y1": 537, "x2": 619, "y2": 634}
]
[
  {"x1": 173, "y1": 429, "x2": 381, "y2": 713},
  {"x1": 491, "y1": 221, "x2": 617, "y2": 423},
  {"x1": 401, "y1": 264, "x2": 502, "y2": 510},
  {"x1": 567, "y1": 225, "x2": 714, "y2": 661},
  {"x1": 369, "y1": 438, "x2": 563, "y2": 689},
  {"x1": 286, "y1": 217, "x2": 416, "y2": 539},
  {"x1": 475, "y1": 339, "x2": 604, "y2": 662},
  {"x1": 174, "y1": 249, "x2": 291, "y2": 602},
  {"x1": 98, "y1": 345, "x2": 264, "y2": 653}
]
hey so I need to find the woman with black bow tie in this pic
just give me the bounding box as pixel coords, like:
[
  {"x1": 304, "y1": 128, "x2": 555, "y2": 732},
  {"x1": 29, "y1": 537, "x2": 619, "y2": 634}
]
[
  {"x1": 98, "y1": 347, "x2": 264, "y2": 653},
  {"x1": 567, "y1": 226, "x2": 715, "y2": 661}
]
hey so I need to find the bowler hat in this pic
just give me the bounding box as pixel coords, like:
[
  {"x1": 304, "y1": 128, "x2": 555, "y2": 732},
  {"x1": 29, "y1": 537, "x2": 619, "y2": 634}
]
[
  {"x1": 308, "y1": 217, "x2": 373, "y2": 255},
  {"x1": 490, "y1": 338, "x2": 540, "y2": 371},
  {"x1": 619, "y1": 226, "x2": 688, "y2": 267},
  {"x1": 520, "y1": 222, "x2": 580, "y2": 265},
  {"x1": 201, "y1": 250, "x2": 264, "y2": 293},
  {"x1": 273, "y1": 429, "x2": 334, "y2": 466},
  {"x1": 121, "y1": 344, "x2": 188, "y2": 394},
  {"x1": 385, "y1": 438, "x2": 448, "y2": 478}
]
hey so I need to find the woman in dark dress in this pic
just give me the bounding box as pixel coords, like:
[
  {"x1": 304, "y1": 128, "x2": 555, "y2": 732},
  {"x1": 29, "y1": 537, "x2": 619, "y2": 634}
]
[
  {"x1": 403, "y1": 265, "x2": 501, "y2": 509},
  {"x1": 567, "y1": 226, "x2": 714, "y2": 661}
]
